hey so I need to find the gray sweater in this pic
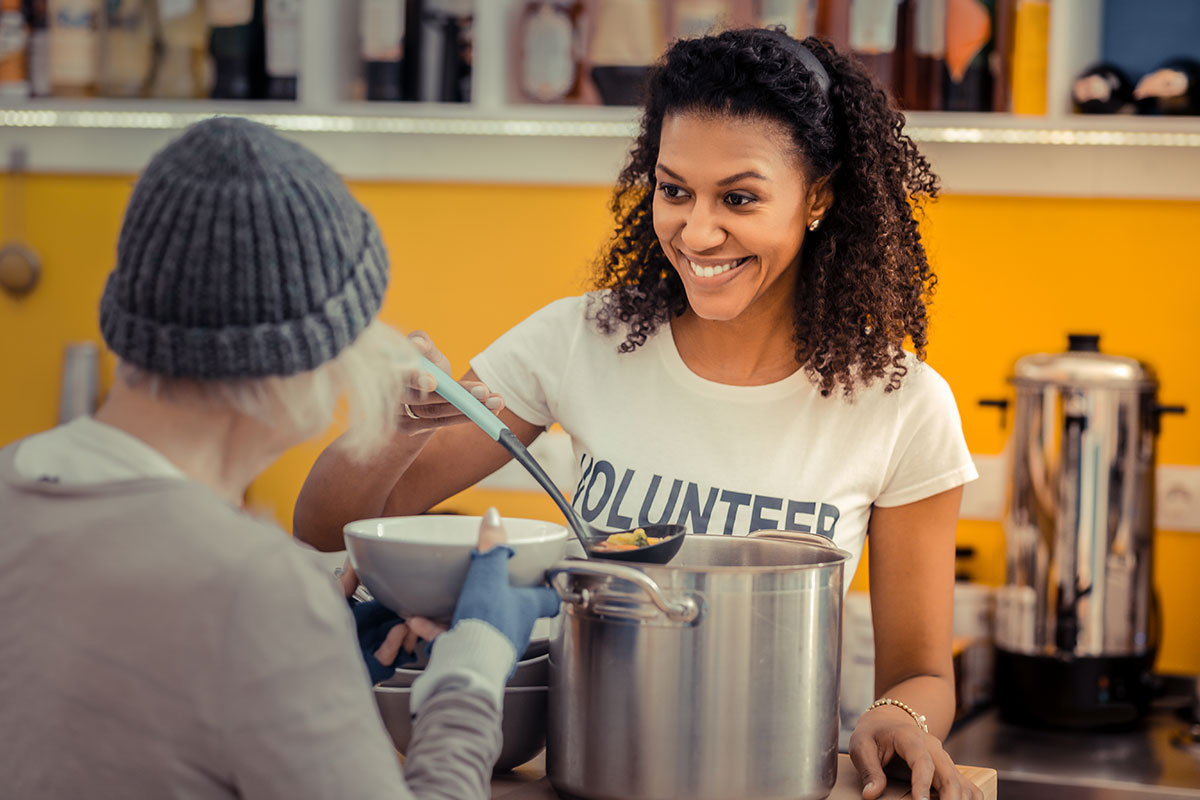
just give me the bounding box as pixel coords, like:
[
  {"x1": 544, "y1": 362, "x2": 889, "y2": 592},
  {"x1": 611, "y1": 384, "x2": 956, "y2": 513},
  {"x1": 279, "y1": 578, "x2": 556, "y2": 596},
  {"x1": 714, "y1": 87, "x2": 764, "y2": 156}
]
[{"x1": 0, "y1": 444, "x2": 502, "y2": 799}]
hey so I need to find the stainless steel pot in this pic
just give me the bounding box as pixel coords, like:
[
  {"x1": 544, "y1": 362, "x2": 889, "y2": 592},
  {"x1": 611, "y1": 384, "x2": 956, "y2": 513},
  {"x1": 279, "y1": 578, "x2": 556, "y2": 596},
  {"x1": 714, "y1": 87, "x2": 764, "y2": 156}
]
[{"x1": 546, "y1": 532, "x2": 850, "y2": 800}]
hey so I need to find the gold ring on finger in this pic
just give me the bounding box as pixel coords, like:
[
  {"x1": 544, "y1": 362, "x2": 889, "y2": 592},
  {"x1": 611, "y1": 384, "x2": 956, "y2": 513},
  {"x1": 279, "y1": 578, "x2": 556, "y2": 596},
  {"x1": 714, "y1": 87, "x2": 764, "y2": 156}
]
[{"x1": 403, "y1": 403, "x2": 420, "y2": 420}]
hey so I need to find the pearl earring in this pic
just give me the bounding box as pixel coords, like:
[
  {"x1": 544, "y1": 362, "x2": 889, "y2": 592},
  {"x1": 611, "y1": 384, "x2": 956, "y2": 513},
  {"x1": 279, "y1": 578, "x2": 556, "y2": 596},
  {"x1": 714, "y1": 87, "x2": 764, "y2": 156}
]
[{"x1": 807, "y1": 218, "x2": 822, "y2": 232}]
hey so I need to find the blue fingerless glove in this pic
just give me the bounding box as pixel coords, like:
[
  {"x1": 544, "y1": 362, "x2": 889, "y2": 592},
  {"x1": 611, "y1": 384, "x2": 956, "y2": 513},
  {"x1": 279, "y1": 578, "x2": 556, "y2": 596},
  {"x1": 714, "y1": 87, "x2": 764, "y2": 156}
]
[
  {"x1": 350, "y1": 599, "x2": 418, "y2": 685},
  {"x1": 451, "y1": 545, "x2": 562, "y2": 675}
]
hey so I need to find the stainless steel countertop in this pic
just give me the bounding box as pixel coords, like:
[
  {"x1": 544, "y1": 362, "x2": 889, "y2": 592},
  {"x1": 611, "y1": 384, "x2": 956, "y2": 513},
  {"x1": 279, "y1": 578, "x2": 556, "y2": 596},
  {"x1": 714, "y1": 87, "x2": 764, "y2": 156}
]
[{"x1": 944, "y1": 698, "x2": 1200, "y2": 800}]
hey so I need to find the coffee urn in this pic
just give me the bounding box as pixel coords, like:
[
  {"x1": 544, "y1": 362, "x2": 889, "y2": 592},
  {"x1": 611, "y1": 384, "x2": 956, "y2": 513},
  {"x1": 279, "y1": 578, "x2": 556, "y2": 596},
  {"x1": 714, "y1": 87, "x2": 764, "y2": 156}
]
[{"x1": 987, "y1": 334, "x2": 1185, "y2": 729}]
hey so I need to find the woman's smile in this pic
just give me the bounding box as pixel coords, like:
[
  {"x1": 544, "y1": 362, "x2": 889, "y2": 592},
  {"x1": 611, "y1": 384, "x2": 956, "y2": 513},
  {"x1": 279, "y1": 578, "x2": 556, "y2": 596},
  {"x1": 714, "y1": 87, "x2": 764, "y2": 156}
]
[{"x1": 682, "y1": 253, "x2": 754, "y2": 280}]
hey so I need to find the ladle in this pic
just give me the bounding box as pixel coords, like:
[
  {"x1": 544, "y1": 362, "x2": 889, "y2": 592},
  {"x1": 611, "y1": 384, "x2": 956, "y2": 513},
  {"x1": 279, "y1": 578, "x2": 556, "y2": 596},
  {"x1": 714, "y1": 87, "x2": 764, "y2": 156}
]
[{"x1": 417, "y1": 356, "x2": 685, "y2": 564}]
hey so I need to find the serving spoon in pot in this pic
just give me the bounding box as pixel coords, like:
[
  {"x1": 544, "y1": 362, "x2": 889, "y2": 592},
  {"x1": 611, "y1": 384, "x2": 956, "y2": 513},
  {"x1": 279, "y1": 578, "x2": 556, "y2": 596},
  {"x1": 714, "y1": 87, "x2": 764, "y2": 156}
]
[{"x1": 416, "y1": 356, "x2": 686, "y2": 565}]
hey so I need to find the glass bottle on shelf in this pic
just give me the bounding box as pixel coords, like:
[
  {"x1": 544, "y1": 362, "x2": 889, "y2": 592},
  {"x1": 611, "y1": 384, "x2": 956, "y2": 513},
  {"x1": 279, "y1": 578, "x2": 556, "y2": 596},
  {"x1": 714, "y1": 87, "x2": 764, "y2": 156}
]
[
  {"x1": 1009, "y1": 0, "x2": 1046, "y2": 115},
  {"x1": 0, "y1": 0, "x2": 30, "y2": 99},
  {"x1": 942, "y1": 0, "x2": 992, "y2": 111},
  {"x1": 48, "y1": 0, "x2": 100, "y2": 97},
  {"x1": 516, "y1": 0, "x2": 583, "y2": 104},
  {"x1": 263, "y1": 0, "x2": 297, "y2": 99},
  {"x1": 588, "y1": 0, "x2": 664, "y2": 106},
  {"x1": 418, "y1": 0, "x2": 474, "y2": 103},
  {"x1": 152, "y1": 0, "x2": 210, "y2": 99},
  {"x1": 903, "y1": 0, "x2": 945, "y2": 110},
  {"x1": 815, "y1": 0, "x2": 850, "y2": 51},
  {"x1": 206, "y1": 0, "x2": 262, "y2": 99},
  {"x1": 670, "y1": 0, "x2": 732, "y2": 40},
  {"x1": 849, "y1": 0, "x2": 900, "y2": 92},
  {"x1": 989, "y1": 0, "x2": 1014, "y2": 111},
  {"x1": 757, "y1": 0, "x2": 815, "y2": 38},
  {"x1": 22, "y1": 0, "x2": 51, "y2": 97},
  {"x1": 360, "y1": 0, "x2": 404, "y2": 101},
  {"x1": 101, "y1": 0, "x2": 155, "y2": 97}
]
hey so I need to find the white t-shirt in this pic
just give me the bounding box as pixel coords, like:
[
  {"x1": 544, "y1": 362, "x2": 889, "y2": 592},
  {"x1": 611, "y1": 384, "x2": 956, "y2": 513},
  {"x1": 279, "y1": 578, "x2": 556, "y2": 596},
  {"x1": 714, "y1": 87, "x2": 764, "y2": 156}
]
[{"x1": 471, "y1": 293, "x2": 977, "y2": 583}]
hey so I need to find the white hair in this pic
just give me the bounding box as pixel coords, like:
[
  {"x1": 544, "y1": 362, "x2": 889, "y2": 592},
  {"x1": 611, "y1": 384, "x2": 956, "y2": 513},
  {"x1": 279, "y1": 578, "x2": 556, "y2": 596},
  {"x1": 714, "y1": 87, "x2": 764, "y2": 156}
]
[{"x1": 115, "y1": 321, "x2": 419, "y2": 462}]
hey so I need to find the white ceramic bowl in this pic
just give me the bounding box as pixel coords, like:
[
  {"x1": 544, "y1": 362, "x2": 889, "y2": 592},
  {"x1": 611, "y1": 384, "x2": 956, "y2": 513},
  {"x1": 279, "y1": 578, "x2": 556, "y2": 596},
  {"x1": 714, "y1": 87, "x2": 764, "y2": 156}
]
[{"x1": 344, "y1": 515, "x2": 568, "y2": 620}]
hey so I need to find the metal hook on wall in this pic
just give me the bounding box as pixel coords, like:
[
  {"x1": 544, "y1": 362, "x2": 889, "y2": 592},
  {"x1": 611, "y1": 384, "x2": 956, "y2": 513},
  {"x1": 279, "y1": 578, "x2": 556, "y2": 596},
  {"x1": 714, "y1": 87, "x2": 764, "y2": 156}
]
[{"x1": 0, "y1": 145, "x2": 42, "y2": 298}]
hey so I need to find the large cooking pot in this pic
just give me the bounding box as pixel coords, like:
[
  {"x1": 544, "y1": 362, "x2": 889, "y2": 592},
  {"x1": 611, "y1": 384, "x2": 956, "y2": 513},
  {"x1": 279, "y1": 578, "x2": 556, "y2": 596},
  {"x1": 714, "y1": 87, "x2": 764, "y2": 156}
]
[{"x1": 546, "y1": 532, "x2": 850, "y2": 800}]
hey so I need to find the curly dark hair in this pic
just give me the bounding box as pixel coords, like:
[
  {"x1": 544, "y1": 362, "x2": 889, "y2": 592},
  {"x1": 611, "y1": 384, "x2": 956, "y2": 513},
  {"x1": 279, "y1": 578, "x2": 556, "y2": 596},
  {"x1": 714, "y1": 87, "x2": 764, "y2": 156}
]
[{"x1": 588, "y1": 28, "x2": 940, "y2": 397}]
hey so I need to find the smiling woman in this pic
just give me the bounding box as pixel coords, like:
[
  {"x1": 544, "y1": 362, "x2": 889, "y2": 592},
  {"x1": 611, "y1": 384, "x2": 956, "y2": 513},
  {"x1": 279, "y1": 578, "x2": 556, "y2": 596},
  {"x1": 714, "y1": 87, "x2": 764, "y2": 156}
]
[
  {"x1": 590, "y1": 30, "x2": 939, "y2": 397},
  {"x1": 296, "y1": 26, "x2": 980, "y2": 800}
]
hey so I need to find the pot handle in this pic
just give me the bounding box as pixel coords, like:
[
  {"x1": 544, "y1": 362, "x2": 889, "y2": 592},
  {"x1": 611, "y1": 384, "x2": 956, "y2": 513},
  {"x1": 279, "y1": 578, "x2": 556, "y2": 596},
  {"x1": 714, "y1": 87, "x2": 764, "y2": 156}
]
[
  {"x1": 747, "y1": 529, "x2": 836, "y2": 549},
  {"x1": 546, "y1": 560, "x2": 702, "y2": 624}
]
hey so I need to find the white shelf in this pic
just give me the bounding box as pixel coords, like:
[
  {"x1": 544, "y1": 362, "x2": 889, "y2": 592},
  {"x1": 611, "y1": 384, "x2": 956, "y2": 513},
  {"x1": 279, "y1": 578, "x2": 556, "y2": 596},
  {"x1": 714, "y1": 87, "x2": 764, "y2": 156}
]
[
  {"x1": 3, "y1": 0, "x2": 1200, "y2": 196},
  {"x1": 5, "y1": 101, "x2": 1200, "y2": 197},
  {"x1": 6, "y1": 102, "x2": 1200, "y2": 145}
]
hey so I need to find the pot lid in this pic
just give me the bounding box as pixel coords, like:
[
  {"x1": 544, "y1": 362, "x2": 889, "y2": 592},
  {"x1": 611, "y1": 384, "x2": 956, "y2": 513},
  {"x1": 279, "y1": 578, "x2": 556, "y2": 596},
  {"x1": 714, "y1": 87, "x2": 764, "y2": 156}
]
[{"x1": 1012, "y1": 334, "x2": 1157, "y2": 388}]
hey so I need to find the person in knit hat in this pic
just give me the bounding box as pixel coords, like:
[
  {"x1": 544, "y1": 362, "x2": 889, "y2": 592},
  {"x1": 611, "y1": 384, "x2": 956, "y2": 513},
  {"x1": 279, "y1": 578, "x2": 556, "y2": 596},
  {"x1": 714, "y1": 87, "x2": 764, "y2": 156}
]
[{"x1": 0, "y1": 117, "x2": 557, "y2": 800}]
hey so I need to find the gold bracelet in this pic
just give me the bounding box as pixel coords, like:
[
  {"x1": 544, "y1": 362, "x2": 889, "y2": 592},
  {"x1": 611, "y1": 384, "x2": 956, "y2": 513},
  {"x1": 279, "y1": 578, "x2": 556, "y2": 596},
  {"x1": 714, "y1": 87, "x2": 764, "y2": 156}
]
[{"x1": 867, "y1": 697, "x2": 929, "y2": 733}]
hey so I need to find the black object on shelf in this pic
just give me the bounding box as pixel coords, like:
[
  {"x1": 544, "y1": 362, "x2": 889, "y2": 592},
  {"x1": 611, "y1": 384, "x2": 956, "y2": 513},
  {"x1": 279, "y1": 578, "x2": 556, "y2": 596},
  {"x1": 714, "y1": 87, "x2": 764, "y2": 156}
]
[
  {"x1": 21, "y1": 0, "x2": 50, "y2": 98},
  {"x1": 590, "y1": 66, "x2": 650, "y2": 107},
  {"x1": 417, "y1": 0, "x2": 472, "y2": 103},
  {"x1": 266, "y1": 75, "x2": 296, "y2": 100},
  {"x1": 1135, "y1": 57, "x2": 1200, "y2": 116},
  {"x1": 361, "y1": 0, "x2": 407, "y2": 102},
  {"x1": 942, "y1": 0, "x2": 995, "y2": 112},
  {"x1": 1072, "y1": 62, "x2": 1134, "y2": 114},
  {"x1": 210, "y1": 0, "x2": 267, "y2": 100},
  {"x1": 263, "y1": 0, "x2": 300, "y2": 100},
  {"x1": 365, "y1": 61, "x2": 403, "y2": 102},
  {"x1": 401, "y1": 0, "x2": 423, "y2": 101}
]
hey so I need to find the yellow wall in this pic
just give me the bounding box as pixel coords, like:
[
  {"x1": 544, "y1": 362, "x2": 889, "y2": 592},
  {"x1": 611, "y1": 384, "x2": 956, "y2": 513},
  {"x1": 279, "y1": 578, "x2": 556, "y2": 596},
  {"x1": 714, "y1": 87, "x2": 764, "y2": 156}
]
[{"x1": 1, "y1": 174, "x2": 1197, "y2": 672}]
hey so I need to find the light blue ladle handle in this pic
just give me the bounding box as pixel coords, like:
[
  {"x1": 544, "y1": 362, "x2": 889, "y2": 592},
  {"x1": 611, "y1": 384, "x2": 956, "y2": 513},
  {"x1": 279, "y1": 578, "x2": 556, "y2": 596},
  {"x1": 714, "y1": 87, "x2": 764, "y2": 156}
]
[
  {"x1": 416, "y1": 355, "x2": 594, "y2": 547},
  {"x1": 417, "y1": 355, "x2": 506, "y2": 441}
]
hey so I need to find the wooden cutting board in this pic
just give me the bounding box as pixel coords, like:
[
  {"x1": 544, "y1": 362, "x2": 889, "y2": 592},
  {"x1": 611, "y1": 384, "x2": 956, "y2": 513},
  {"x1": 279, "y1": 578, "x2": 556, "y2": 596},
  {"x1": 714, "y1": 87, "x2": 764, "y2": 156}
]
[{"x1": 491, "y1": 753, "x2": 998, "y2": 799}]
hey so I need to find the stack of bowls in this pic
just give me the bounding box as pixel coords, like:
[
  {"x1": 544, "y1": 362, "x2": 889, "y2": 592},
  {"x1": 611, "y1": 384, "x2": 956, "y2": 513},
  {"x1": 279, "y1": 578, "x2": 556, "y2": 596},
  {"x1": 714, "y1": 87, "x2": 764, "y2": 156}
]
[
  {"x1": 374, "y1": 632, "x2": 552, "y2": 772},
  {"x1": 344, "y1": 515, "x2": 566, "y2": 772}
]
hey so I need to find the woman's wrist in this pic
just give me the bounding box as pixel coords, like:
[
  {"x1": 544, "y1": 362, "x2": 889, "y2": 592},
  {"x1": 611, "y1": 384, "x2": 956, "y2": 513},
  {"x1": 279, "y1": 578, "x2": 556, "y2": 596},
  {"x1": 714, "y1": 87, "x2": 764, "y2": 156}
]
[
  {"x1": 862, "y1": 674, "x2": 955, "y2": 738},
  {"x1": 861, "y1": 699, "x2": 929, "y2": 734},
  {"x1": 867, "y1": 697, "x2": 929, "y2": 733}
]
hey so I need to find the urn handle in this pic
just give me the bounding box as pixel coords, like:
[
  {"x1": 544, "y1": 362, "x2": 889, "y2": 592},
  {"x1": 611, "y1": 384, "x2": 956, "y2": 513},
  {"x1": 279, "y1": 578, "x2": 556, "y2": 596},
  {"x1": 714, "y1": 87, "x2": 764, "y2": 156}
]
[
  {"x1": 978, "y1": 398, "x2": 1011, "y2": 429},
  {"x1": 546, "y1": 560, "x2": 702, "y2": 625}
]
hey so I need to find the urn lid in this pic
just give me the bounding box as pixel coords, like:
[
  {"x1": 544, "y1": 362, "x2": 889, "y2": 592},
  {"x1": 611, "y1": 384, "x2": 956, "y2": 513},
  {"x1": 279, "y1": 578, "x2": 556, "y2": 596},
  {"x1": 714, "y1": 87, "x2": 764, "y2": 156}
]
[{"x1": 1012, "y1": 334, "x2": 1156, "y2": 389}]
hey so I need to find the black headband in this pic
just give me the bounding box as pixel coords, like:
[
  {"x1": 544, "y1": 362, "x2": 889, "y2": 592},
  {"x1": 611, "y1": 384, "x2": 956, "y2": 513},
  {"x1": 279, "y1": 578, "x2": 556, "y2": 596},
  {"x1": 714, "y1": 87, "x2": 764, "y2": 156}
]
[{"x1": 764, "y1": 30, "x2": 832, "y2": 97}]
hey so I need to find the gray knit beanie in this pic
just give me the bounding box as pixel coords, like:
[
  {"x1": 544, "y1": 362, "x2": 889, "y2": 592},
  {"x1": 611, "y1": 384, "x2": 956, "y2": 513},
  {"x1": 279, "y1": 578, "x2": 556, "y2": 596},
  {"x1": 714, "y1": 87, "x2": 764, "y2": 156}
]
[{"x1": 100, "y1": 117, "x2": 389, "y2": 379}]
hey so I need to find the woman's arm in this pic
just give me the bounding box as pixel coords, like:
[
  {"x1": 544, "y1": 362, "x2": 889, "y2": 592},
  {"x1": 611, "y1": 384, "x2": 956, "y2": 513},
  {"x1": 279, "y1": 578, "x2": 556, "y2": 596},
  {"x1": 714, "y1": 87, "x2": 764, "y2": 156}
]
[
  {"x1": 294, "y1": 368, "x2": 545, "y2": 551},
  {"x1": 849, "y1": 486, "x2": 982, "y2": 800},
  {"x1": 867, "y1": 487, "x2": 959, "y2": 737},
  {"x1": 380, "y1": 403, "x2": 544, "y2": 517}
]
